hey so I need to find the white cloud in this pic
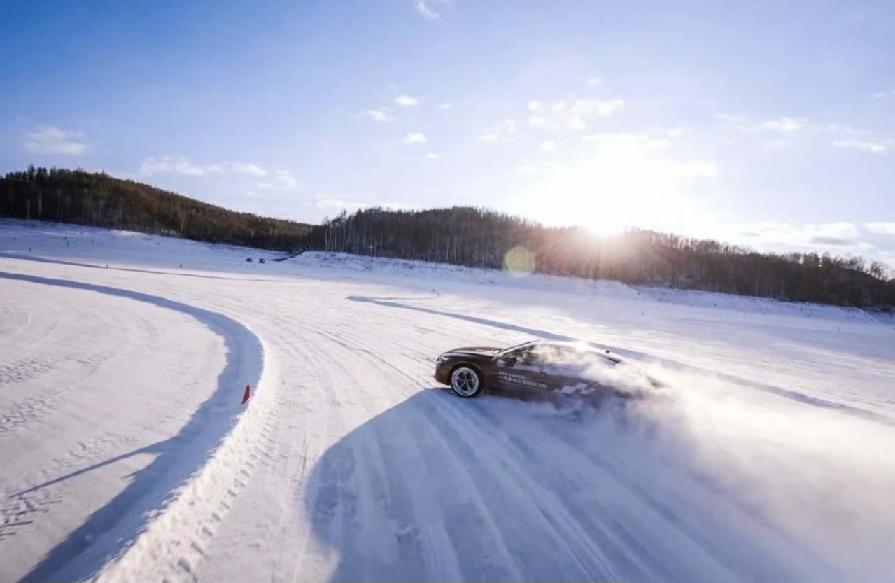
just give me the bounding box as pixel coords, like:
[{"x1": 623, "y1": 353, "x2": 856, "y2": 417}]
[
  {"x1": 566, "y1": 98, "x2": 625, "y2": 129},
  {"x1": 313, "y1": 194, "x2": 412, "y2": 213},
  {"x1": 871, "y1": 89, "x2": 895, "y2": 100},
  {"x1": 275, "y1": 170, "x2": 298, "y2": 189},
  {"x1": 706, "y1": 222, "x2": 895, "y2": 268},
  {"x1": 403, "y1": 132, "x2": 428, "y2": 145},
  {"x1": 738, "y1": 222, "x2": 861, "y2": 247},
  {"x1": 395, "y1": 94, "x2": 420, "y2": 107},
  {"x1": 436, "y1": 102, "x2": 453, "y2": 110},
  {"x1": 363, "y1": 109, "x2": 393, "y2": 122},
  {"x1": 23, "y1": 126, "x2": 89, "y2": 155},
  {"x1": 666, "y1": 159, "x2": 718, "y2": 178},
  {"x1": 314, "y1": 194, "x2": 370, "y2": 212},
  {"x1": 664, "y1": 128, "x2": 684, "y2": 138},
  {"x1": 414, "y1": 0, "x2": 448, "y2": 19},
  {"x1": 480, "y1": 119, "x2": 517, "y2": 142},
  {"x1": 140, "y1": 156, "x2": 224, "y2": 177},
  {"x1": 540, "y1": 140, "x2": 557, "y2": 152},
  {"x1": 763, "y1": 139, "x2": 798, "y2": 151},
  {"x1": 865, "y1": 223, "x2": 895, "y2": 235},
  {"x1": 257, "y1": 170, "x2": 298, "y2": 190},
  {"x1": 833, "y1": 139, "x2": 887, "y2": 154},
  {"x1": 525, "y1": 98, "x2": 625, "y2": 132},
  {"x1": 425, "y1": 152, "x2": 440, "y2": 160},
  {"x1": 586, "y1": 77, "x2": 603, "y2": 87},
  {"x1": 582, "y1": 132, "x2": 671, "y2": 150},
  {"x1": 231, "y1": 162, "x2": 268, "y2": 177},
  {"x1": 758, "y1": 117, "x2": 806, "y2": 132},
  {"x1": 716, "y1": 114, "x2": 807, "y2": 133},
  {"x1": 141, "y1": 158, "x2": 295, "y2": 188}
]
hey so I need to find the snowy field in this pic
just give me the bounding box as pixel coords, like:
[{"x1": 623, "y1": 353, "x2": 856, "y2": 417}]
[{"x1": 1, "y1": 219, "x2": 894, "y2": 582}]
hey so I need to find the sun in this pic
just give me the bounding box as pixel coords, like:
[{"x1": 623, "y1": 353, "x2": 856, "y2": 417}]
[{"x1": 517, "y1": 141, "x2": 713, "y2": 236}]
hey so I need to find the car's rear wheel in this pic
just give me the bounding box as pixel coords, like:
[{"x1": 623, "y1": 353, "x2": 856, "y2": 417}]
[{"x1": 450, "y1": 365, "x2": 483, "y2": 398}]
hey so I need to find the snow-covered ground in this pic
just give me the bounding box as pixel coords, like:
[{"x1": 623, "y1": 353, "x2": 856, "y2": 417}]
[{"x1": 1, "y1": 219, "x2": 894, "y2": 582}]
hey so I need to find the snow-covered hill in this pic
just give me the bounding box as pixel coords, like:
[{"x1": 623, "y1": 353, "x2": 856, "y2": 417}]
[{"x1": 1, "y1": 219, "x2": 894, "y2": 582}]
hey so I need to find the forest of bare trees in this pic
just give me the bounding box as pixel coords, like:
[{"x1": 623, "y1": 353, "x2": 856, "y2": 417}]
[
  {"x1": 2, "y1": 167, "x2": 893, "y2": 308},
  {"x1": 310, "y1": 207, "x2": 895, "y2": 308},
  {"x1": 0, "y1": 167, "x2": 312, "y2": 250}
]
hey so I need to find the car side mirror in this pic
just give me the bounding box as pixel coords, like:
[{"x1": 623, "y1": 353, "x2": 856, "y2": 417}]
[{"x1": 498, "y1": 356, "x2": 517, "y2": 367}]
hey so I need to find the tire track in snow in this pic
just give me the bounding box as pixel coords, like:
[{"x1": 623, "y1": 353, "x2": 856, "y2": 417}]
[
  {"x1": 291, "y1": 298, "x2": 808, "y2": 581},
  {"x1": 0, "y1": 272, "x2": 265, "y2": 583},
  {"x1": 295, "y1": 318, "x2": 539, "y2": 581},
  {"x1": 348, "y1": 294, "x2": 895, "y2": 427}
]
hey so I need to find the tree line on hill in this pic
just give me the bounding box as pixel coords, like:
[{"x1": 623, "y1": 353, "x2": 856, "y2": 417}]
[
  {"x1": 309, "y1": 207, "x2": 895, "y2": 308},
  {"x1": 2, "y1": 167, "x2": 893, "y2": 308},
  {"x1": 0, "y1": 166, "x2": 312, "y2": 250}
]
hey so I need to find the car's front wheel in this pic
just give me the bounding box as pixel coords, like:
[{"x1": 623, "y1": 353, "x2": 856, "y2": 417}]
[{"x1": 450, "y1": 365, "x2": 483, "y2": 398}]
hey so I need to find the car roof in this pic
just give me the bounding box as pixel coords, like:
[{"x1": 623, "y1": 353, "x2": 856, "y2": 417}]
[{"x1": 509, "y1": 339, "x2": 614, "y2": 355}]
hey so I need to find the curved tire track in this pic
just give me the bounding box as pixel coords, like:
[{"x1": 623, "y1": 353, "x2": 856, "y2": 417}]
[{"x1": 0, "y1": 272, "x2": 264, "y2": 583}]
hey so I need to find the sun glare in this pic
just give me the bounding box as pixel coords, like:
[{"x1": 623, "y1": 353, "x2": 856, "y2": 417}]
[{"x1": 519, "y1": 139, "x2": 716, "y2": 236}]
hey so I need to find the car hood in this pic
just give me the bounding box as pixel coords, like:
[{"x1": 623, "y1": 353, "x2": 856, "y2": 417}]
[{"x1": 440, "y1": 346, "x2": 500, "y2": 359}]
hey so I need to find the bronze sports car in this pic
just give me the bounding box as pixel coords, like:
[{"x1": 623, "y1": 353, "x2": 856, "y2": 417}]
[{"x1": 435, "y1": 340, "x2": 654, "y2": 398}]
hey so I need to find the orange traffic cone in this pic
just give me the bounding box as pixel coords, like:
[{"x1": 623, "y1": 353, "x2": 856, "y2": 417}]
[{"x1": 241, "y1": 384, "x2": 251, "y2": 405}]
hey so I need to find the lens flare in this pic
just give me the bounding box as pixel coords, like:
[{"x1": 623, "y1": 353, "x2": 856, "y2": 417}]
[{"x1": 504, "y1": 245, "x2": 535, "y2": 274}]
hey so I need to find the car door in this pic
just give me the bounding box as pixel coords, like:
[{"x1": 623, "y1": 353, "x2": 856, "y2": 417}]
[
  {"x1": 540, "y1": 346, "x2": 593, "y2": 392},
  {"x1": 493, "y1": 346, "x2": 549, "y2": 391}
]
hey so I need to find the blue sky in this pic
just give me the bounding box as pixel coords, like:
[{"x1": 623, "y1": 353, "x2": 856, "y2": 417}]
[{"x1": 2, "y1": 0, "x2": 894, "y2": 265}]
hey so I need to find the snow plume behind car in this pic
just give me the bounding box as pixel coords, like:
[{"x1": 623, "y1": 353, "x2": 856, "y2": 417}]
[
  {"x1": 531, "y1": 343, "x2": 661, "y2": 399},
  {"x1": 543, "y1": 360, "x2": 895, "y2": 580}
]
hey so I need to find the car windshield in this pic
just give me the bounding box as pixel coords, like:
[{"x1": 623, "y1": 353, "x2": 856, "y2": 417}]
[{"x1": 496, "y1": 341, "x2": 539, "y2": 355}]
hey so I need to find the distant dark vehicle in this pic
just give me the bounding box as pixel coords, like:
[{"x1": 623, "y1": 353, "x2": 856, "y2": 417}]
[
  {"x1": 246, "y1": 257, "x2": 253, "y2": 262},
  {"x1": 435, "y1": 340, "x2": 657, "y2": 398},
  {"x1": 258, "y1": 258, "x2": 266, "y2": 264}
]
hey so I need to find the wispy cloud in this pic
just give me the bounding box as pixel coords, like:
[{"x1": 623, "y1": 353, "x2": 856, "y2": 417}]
[
  {"x1": 231, "y1": 162, "x2": 268, "y2": 177},
  {"x1": 871, "y1": 89, "x2": 895, "y2": 100},
  {"x1": 737, "y1": 222, "x2": 861, "y2": 247},
  {"x1": 314, "y1": 194, "x2": 370, "y2": 212},
  {"x1": 403, "y1": 132, "x2": 428, "y2": 145},
  {"x1": 527, "y1": 98, "x2": 625, "y2": 131},
  {"x1": 140, "y1": 156, "x2": 224, "y2": 177},
  {"x1": 833, "y1": 139, "x2": 887, "y2": 154},
  {"x1": 718, "y1": 114, "x2": 808, "y2": 133},
  {"x1": 395, "y1": 94, "x2": 420, "y2": 107},
  {"x1": 312, "y1": 193, "x2": 412, "y2": 213},
  {"x1": 865, "y1": 223, "x2": 895, "y2": 235},
  {"x1": 728, "y1": 222, "x2": 895, "y2": 266},
  {"x1": 481, "y1": 119, "x2": 517, "y2": 142},
  {"x1": 727, "y1": 223, "x2": 894, "y2": 281},
  {"x1": 363, "y1": 109, "x2": 393, "y2": 122},
  {"x1": 256, "y1": 170, "x2": 298, "y2": 190},
  {"x1": 436, "y1": 102, "x2": 454, "y2": 110},
  {"x1": 413, "y1": 0, "x2": 448, "y2": 19},
  {"x1": 22, "y1": 126, "x2": 89, "y2": 155},
  {"x1": 140, "y1": 158, "x2": 294, "y2": 187},
  {"x1": 758, "y1": 117, "x2": 806, "y2": 132},
  {"x1": 582, "y1": 131, "x2": 672, "y2": 150},
  {"x1": 716, "y1": 114, "x2": 893, "y2": 156}
]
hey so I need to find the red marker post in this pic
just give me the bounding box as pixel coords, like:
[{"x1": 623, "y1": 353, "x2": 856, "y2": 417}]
[{"x1": 241, "y1": 384, "x2": 251, "y2": 405}]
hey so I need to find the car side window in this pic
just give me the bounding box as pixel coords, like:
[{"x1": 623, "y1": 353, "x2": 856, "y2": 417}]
[
  {"x1": 504, "y1": 347, "x2": 533, "y2": 363},
  {"x1": 519, "y1": 348, "x2": 543, "y2": 365}
]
